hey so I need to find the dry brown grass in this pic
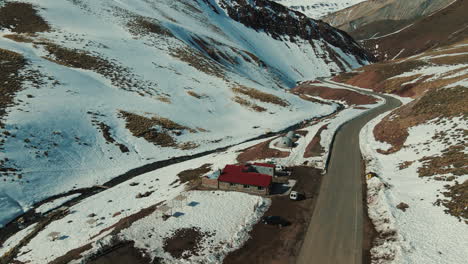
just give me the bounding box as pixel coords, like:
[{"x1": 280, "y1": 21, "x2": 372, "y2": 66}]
[
  {"x1": 155, "y1": 96, "x2": 171, "y2": 104},
  {"x1": 0, "y1": 2, "x2": 50, "y2": 33},
  {"x1": 237, "y1": 138, "x2": 290, "y2": 163},
  {"x1": 127, "y1": 17, "x2": 173, "y2": 37},
  {"x1": 374, "y1": 86, "x2": 468, "y2": 153},
  {"x1": 232, "y1": 85, "x2": 289, "y2": 107},
  {"x1": 298, "y1": 94, "x2": 331, "y2": 105},
  {"x1": 232, "y1": 96, "x2": 266, "y2": 112},
  {"x1": 5, "y1": 33, "x2": 165, "y2": 97},
  {"x1": 304, "y1": 125, "x2": 327, "y2": 158},
  {"x1": 89, "y1": 112, "x2": 129, "y2": 153},
  {"x1": 121, "y1": 111, "x2": 195, "y2": 132},
  {"x1": 43, "y1": 43, "x2": 108, "y2": 69},
  {"x1": 177, "y1": 163, "x2": 212, "y2": 185},
  {"x1": 292, "y1": 82, "x2": 377, "y2": 105},
  {"x1": 435, "y1": 180, "x2": 468, "y2": 221},
  {"x1": 335, "y1": 41, "x2": 468, "y2": 98},
  {"x1": 412, "y1": 86, "x2": 468, "y2": 117},
  {"x1": 187, "y1": 91, "x2": 202, "y2": 99},
  {"x1": 163, "y1": 227, "x2": 213, "y2": 260},
  {"x1": 430, "y1": 54, "x2": 468, "y2": 65},
  {"x1": 418, "y1": 43, "x2": 468, "y2": 65},
  {"x1": 119, "y1": 111, "x2": 199, "y2": 148},
  {"x1": 398, "y1": 161, "x2": 414, "y2": 170},
  {"x1": 0, "y1": 49, "x2": 27, "y2": 128},
  {"x1": 3, "y1": 33, "x2": 35, "y2": 43},
  {"x1": 41, "y1": 42, "x2": 160, "y2": 94},
  {"x1": 170, "y1": 47, "x2": 225, "y2": 79},
  {"x1": 418, "y1": 145, "x2": 468, "y2": 177}
]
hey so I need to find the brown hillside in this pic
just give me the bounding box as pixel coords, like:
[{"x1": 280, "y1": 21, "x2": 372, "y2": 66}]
[
  {"x1": 333, "y1": 39, "x2": 468, "y2": 98},
  {"x1": 323, "y1": 0, "x2": 453, "y2": 41},
  {"x1": 292, "y1": 81, "x2": 377, "y2": 105},
  {"x1": 361, "y1": 0, "x2": 468, "y2": 60}
]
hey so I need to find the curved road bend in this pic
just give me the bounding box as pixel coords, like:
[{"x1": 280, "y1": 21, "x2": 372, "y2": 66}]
[{"x1": 296, "y1": 81, "x2": 401, "y2": 264}]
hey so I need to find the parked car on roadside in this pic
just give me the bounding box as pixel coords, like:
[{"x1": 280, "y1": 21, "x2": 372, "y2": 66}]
[
  {"x1": 275, "y1": 164, "x2": 286, "y2": 171},
  {"x1": 289, "y1": 191, "x2": 304, "y2": 201},
  {"x1": 262, "y1": 216, "x2": 290, "y2": 227}
]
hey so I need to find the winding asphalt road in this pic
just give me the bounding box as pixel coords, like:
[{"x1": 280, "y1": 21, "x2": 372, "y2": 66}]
[{"x1": 296, "y1": 81, "x2": 401, "y2": 264}]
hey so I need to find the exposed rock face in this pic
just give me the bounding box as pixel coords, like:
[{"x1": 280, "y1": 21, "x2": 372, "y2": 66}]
[
  {"x1": 323, "y1": 0, "x2": 454, "y2": 40},
  {"x1": 216, "y1": 0, "x2": 375, "y2": 65}
]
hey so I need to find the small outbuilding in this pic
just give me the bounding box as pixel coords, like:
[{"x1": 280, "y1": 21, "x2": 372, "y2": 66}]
[{"x1": 277, "y1": 136, "x2": 293, "y2": 148}]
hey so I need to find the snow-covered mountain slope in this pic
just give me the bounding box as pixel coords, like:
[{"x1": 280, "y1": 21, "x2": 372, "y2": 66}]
[
  {"x1": 0, "y1": 0, "x2": 371, "y2": 227},
  {"x1": 273, "y1": 0, "x2": 366, "y2": 19}
]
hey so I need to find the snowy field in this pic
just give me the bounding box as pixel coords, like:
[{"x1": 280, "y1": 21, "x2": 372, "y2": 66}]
[
  {"x1": 6, "y1": 133, "x2": 271, "y2": 263},
  {"x1": 0, "y1": 0, "x2": 369, "y2": 227},
  {"x1": 119, "y1": 191, "x2": 269, "y2": 263},
  {"x1": 361, "y1": 112, "x2": 468, "y2": 263},
  {"x1": 0, "y1": 84, "x2": 383, "y2": 263},
  {"x1": 274, "y1": 0, "x2": 366, "y2": 18}
]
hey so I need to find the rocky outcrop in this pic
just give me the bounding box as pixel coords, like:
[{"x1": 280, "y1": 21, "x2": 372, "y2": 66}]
[{"x1": 216, "y1": 0, "x2": 375, "y2": 65}]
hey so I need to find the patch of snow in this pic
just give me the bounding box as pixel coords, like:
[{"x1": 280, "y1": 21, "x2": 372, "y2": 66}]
[
  {"x1": 274, "y1": 0, "x2": 367, "y2": 19},
  {"x1": 0, "y1": 223, "x2": 38, "y2": 257},
  {"x1": 0, "y1": 193, "x2": 23, "y2": 228},
  {"x1": 360, "y1": 112, "x2": 468, "y2": 264},
  {"x1": 119, "y1": 190, "x2": 269, "y2": 263},
  {"x1": 446, "y1": 78, "x2": 468, "y2": 88},
  {"x1": 389, "y1": 64, "x2": 467, "y2": 81},
  {"x1": 392, "y1": 49, "x2": 405, "y2": 60},
  {"x1": 363, "y1": 23, "x2": 414, "y2": 41},
  {"x1": 35, "y1": 194, "x2": 81, "y2": 214}
]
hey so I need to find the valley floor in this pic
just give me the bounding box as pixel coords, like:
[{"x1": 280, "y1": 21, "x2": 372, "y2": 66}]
[{"x1": 0, "y1": 82, "x2": 383, "y2": 263}]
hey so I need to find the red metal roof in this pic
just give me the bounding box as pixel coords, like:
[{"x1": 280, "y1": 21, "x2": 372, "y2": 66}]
[
  {"x1": 252, "y1": 162, "x2": 275, "y2": 168},
  {"x1": 219, "y1": 165, "x2": 272, "y2": 187}
]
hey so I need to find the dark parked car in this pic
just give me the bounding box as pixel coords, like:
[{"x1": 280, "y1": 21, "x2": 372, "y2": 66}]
[{"x1": 262, "y1": 216, "x2": 290, "y2": 227}]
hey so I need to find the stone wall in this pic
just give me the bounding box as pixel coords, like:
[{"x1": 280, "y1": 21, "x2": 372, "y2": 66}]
[
  {"x1": 201, "y1": 177, "x2": 219, "y2": 188},
  {"x1": 219, "y1": 181, "x2": 269, "y2": 195}
]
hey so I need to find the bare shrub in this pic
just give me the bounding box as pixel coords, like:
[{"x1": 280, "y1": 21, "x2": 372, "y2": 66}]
[
  {"x1": 232, "y1": 85, "x2": 289, "y2": 107},
  {"x1": 232, "y1": 96, "x2": 267, "y2": 112}
]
